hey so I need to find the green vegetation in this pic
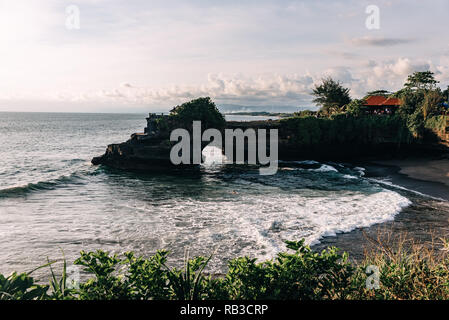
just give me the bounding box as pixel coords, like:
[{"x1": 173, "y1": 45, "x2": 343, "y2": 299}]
[
  {"x1": 306, "y1": 71, "x2": 448, "y2": 141},
  {"x1": 425, "y1": 115, "x2": 447, "y2": 132},
  {"x1": 293, "y1": 110, "x2": 317, "y2": 118},
  {"x1": 404, "y1": 71, "x2": 439, "y2": 91},
  {"x1": 280, "y1": 114, "x2": 412, "y2": 147},
  {"x1": 169, "y1": 97, "x2": 226, "y2": 131},
  {"x1": 1, "y1": 238, "x2": 448, "y2": 300},
  {"x1": 354, "y1": 237, "x2": 449, "y2": 300},
  {"x1": 394, "y1": 72, "x2": 446, "y2": 137},
  {"x1": 422, "y1": 91, "x2": 444, "y2": 119},
  {"x1": 344, "y1": 99, "x2": 366, "y2": 117},
  {"x1": 152, "y1": 71, "x2": 448, "y2": 146},
  {"x1": 311, "y1": 77, "x2": 351, "y2": 116},
  {"x1": 365, "y1": 90, "x2": 391, "y2": 97}
]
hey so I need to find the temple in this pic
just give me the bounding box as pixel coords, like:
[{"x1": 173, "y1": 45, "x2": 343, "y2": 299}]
[
  {"x1": 363, "y1": 95, "x2": 401, "y2": 115},
  {"x1": 144, "y1": 113, "x2": 167, "y2": 135}
]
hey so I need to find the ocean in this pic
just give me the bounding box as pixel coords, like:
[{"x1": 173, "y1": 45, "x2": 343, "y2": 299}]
[{"x1": 0, "y1": 112, "x2": 443, "y2": 278}]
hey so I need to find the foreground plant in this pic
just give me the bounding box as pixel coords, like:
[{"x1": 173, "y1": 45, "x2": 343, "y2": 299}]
[
  {"x1": 1, "y1": 237, "x2": 448, "y2": 300},
  {"x1": 217, "y1": 240, "x2": 353, "y2": 300},
  {"x1": 0, "y1": 261, "x2": 55, "y2": 300},
  {"x1": 352, "y1": 234, "x2": 449, "y2": 300}
]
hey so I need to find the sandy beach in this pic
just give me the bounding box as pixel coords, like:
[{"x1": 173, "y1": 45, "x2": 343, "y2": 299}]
[
  {"x1": 313, "y1": 156, "x2": 449, "y2": 260},
  {"x1": 374, "y1": 157, "x2": 449, "y2": 194}
]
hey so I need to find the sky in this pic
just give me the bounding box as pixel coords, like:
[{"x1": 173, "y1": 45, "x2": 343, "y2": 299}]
[{"x1": 0, "y1": 0, "x2": 448, "y2": 113}]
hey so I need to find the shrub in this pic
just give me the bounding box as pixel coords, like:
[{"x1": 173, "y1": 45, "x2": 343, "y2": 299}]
[
  {"x1": 279, "y1": 114, "x2": 413, "y2": 147},
  {"x1": 220, "y1": 240, "x2": 354, "y2": 300},
  {"x1": 169, "y1": 97, "x2": 226, "y2": 131},
  {"x1": 74, "y1": 250, "x2": 130, "y2": 300},
  {"x1": 0, "y1": 272, "x2": 48, "y2": 300},
  {"x1": 406, "y1": 109, "x2": 425, "y2": 138},
  {"x1": 311, "y1": 77, "x2": 351, "y2": 116},
  {"x1": 398, "y1": 89, "x2": 425, "y2": 116},
  {"x1": 344, "y1": 99, "x2": 366, "y2": 117},
  {"x1": 422, "y1": 91, "x2": 444, "y2": 119},
  {"x1": 351, "y1": 236, "x2": 449, "y2": 300},
  {"x1": 425, "y1": 115, "x2": 446, "y2": 132},
  {"x1": 2, "y1": 237, "x2": 448, "y2": 300}
]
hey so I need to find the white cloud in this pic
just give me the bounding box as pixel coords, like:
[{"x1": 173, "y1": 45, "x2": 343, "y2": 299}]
[
  {"x1": 74, "y1": 73, "x2": 316, "y2": 107},
  {"x1": 2, "y1": 55, "x2": 447, "y2": 112},
  {"x1": 0, "y1": 1, "x2": 448, "y2": 112},
  {"x1": 42, "y1": 57, "x2": 437, "y2": 108}
]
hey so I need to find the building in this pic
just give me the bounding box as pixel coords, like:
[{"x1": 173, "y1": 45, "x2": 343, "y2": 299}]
[
  {"x1": 363, "y1": 95, "x2": 401, "y2": 114},
  {"x1": 144, "y1": 113, "x2": 166, "y2": 134}
]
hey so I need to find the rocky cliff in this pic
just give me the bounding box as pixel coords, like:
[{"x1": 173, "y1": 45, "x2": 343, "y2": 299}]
[
  {"x1": 92, "y1": 133, "x2": 176, "y2": 170},
  {"x1": 92, "y1": 116, "x2": 449, "y2": 171}
]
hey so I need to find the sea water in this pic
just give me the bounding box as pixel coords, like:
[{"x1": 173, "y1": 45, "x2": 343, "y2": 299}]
[{"x1": 0, "y1": 112, "x2": 422, "y2": 277}]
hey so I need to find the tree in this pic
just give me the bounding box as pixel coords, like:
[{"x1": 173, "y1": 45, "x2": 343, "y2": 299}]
[
  {"x1": 421, "y1": 90, "x2": 443, "y2": 119},
  {"x1": 294, "y1": 110, "x2": 316, "y2": 118},
  {"x1": 365, "y1": 90, "x2": 391, "y2": 97},
  {"x1": 169, "y1": 97, "x2": 226, "y2": 130},
  {"x1": 312, "y1": 77, "x2": 351, "y2": 116},
  {"x1": 404, "y1": 71, "x2": 439, "y2": 91},
  {"x1": 398, "y1": 88, "x2": 425, "y2": 116},
  {"x1": 345, "y1": 99, "x2": 366, "y2": 117},
  {"x1": 398, "y1": 71, "x2": 443, "y2": 117},
  {"x1": 407, "y1": 108, "x2": 425, "y2": 138}
]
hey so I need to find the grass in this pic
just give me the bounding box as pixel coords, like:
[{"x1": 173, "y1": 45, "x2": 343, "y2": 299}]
[
  {"x1": 1, "y1": 236, "x2": 448, "y2": 300},
  {"x1": 352, "y1": 232, "x2": 449, "y2": 300}
]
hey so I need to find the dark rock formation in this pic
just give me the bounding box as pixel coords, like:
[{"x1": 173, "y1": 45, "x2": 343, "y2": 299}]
[
  {"x1": 91, "y1": 133, "x2": 177, "y2": 170},
  {"x1": 92, "y1": 115, "x2": 449, "y2": 171}
]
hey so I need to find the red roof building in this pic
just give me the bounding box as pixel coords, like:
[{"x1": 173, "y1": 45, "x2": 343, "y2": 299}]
[{"x1": 363, "y1": 95, "x2": 401, "y2": 114}]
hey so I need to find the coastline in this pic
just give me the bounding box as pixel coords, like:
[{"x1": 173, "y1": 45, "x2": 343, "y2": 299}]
[
  {"x1": 370, "y1": 157, "x2": 449, "y2": 198},
  {"x1": 312, "y1": 156, "x2": 449, "y2": 260}
]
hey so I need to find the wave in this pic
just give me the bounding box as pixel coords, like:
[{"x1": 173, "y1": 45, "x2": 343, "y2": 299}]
[
  {"x1": 234, "y1": 188, "x2": 412, "y2": 261},
  {"x1": 309, "y1": 164, "x2": 339, "y2": 173},
  {"x1": 153, "y1": 186, "x2": 412, "y2": 269},
  {"x1": 368, "y1": 177, "x2": 447, "y2": 201},
  {"x1": 279, "y1": 160, "x2": 319, "y2": 165},
  {"x1": 279, "y1": 160, "x2": 337, "y2": 172},
  {"x1": 0, "y1": 172, "x2": 85, "y2": 199}
]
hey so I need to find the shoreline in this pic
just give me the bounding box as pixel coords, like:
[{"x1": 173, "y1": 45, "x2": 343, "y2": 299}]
[
  {"x1": 368, "y1": 157, "x2": 449, "y2": 200},
  {"x1": 312, "y1": 156, "x2": 449, "y2": 261}
]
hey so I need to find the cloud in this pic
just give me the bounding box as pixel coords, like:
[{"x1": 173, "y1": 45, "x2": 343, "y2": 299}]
[
  {"x1": 347, "y1": 58, "x2": 438, "y2": 96},
  {"x1": 84, "y1": 73, "x2": 317, "y2": 107},
  {"x1": 350, "y1": 36, "x2": 416, "y2": 47},
  {"x1": 435, "y1": 56, "x2": 449, "y2": 84},
  {"x1": 1, "y1": 0, "x2": 448, "y2": 113},
  {"x1": 322, "y1": 67, "x2": 355, "y2": 84},
  {"x1": 371, "y1": 58, "x2": 430, "y2": 77},
  {"x1": 4, "y1": 56, "x2": 445, "y2": 112}
]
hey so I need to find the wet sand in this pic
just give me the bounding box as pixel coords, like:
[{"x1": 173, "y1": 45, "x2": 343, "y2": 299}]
[
  {"x1": 373, "y1": 157, "x2": 449, "y2": 194},
  {"x1": 312, "y1": 157, "x2": 449, "y2": 261}
]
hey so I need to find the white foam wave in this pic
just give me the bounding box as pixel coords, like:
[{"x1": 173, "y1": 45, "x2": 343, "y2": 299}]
[
  {"x1": 310, "y1": 164, "x2": 338, "y2": 173},
  {"x1": 368, "y1": 178, "x2": 446, "y2": 201},
  {"x1": 139, "y1": 187, "x2": 411, "y2": 266},
  {"x1": 354, "y1": 167, "x2": 366, "y2": 176},
  {"x1": 279, "y1": 160, "x2": 319, "y2": 165}
]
